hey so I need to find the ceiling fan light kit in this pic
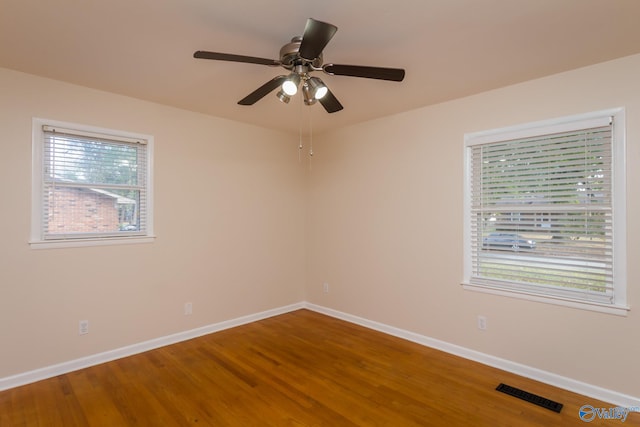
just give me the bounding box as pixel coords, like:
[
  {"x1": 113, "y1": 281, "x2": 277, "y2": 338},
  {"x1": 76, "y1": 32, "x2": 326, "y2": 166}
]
[
  {"x1": 302, "y1": 83, "x2": 317, "y2": 106},
  {"x1": 276, "y1": 89, "x2": 291, "y2": 104},
  {"x1": 308, "y1": 77, "x2": 328, "y2": 99},
  {"x1": 194, "y1": 18, "x2": 406, "y2": 113},
  {"x1": 282, "y1": 72, "x2": 301, "y2": 96}
]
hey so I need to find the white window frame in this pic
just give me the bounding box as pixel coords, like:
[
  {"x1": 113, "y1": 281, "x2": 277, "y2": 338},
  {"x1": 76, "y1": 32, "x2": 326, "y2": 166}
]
[
  {"x1": 31, "y1": 118, "x2": 155, "y2": 249},
  {"x1": 462, "y1": 108, "x2": 628, "y2": 316}
]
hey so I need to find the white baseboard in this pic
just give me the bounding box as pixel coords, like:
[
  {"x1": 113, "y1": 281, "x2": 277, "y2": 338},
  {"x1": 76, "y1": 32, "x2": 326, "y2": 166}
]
[
  {"x1": 0, "y1": 302, "x2": 304, "y2": 392},
  {"x1": 2, "y1": 300, "x2": 638, "y2": 410},
  {"x1": 303, "y1": 302, "x2": 640, "y2": 409}
]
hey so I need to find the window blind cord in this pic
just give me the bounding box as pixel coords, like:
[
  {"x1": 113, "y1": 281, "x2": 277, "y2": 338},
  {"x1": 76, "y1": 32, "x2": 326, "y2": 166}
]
[{"x1": 583, "y1": 133, "x2": 588, "y2": 236}]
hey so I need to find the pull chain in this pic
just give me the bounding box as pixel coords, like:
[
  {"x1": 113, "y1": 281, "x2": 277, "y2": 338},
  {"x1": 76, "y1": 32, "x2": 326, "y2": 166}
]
[
  {"x1": 298, "y1": 93, "x2": 304, "y2": 162},
  {"x1": 308, "y1": 105, "x2": 313, "y2": 158}
]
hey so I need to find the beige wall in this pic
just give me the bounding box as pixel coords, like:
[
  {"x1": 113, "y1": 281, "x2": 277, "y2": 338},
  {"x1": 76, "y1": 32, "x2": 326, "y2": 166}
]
[
  {"x1": 1, "y1": 53, "x2": 639, "y2": 398},
  {"x1": 0, "y1": 67, "x2": 306, "y2": 378},
  {"x1": 307, "y1": 54, "x2": 640, "y2": 397}
]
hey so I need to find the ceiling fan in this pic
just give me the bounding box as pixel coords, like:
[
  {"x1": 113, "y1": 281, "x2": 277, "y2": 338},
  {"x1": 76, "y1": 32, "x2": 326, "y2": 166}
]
[{"x1": 194, "y1": 18, "x2": 405, "y2": 113}]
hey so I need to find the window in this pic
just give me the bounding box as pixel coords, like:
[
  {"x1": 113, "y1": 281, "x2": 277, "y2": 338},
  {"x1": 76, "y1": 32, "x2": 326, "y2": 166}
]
[
  {"x1": 463, "y1": 109, "x2": 627, "y2": 315},
  {"x1": 31, "y1": 119, "x2": 154, "y2": 248}
]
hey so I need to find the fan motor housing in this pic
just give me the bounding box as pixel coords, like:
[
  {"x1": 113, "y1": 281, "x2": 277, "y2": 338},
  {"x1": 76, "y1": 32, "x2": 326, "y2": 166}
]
[{"x1": 279, "y1": 36, "x2": 322, "y2": 69}]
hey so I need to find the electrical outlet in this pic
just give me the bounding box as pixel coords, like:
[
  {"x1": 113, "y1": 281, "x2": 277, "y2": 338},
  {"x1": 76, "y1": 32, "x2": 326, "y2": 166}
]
[
  {"x1": 477, "y1": 315, "x2": 487, "y2": 331},
  {"x1": 323, "y1": 282, "x2": 329, "y2": 293},
  {"x1": 184, "y1": 302, "x2": 193, "y2": 315},
  {"x1": 79, "y1": 320, "x2": 89, "y2": 335}
]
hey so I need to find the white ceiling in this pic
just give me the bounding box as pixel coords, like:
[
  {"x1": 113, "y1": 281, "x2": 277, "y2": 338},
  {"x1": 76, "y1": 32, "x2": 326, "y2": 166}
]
[{"x1": 2, "y1": 0, "x2": 640, "y2": 134}]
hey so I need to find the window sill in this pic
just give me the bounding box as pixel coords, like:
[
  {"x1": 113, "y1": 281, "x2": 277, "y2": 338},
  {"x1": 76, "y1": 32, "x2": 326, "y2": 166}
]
[
  {"x1": 29, "y1": 235, "x2": 156, "y2": 250},
  {"x1": 461, "y1": 282, "x2": 630, "y2": 317}
]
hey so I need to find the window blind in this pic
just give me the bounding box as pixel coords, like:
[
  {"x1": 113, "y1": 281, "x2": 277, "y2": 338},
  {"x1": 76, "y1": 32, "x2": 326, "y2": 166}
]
[
  {"x1": 468, "y1": 119, "x2": 614, "y2": 304},
  {"x1": 41, "y1": 126, "x2": 148, "y2": 240}
]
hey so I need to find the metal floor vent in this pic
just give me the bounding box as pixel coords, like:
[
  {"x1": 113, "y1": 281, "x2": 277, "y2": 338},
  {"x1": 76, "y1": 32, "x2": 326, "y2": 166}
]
[{"x1": 496, "y1": 383, "x2": 563, "y2": 413}]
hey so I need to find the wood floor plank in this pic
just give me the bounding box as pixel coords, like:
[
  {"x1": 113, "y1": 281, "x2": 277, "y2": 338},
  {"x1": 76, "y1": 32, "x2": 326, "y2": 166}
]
[{"x1": 0, "y1": 309, "x2": 637, "y2": 426}]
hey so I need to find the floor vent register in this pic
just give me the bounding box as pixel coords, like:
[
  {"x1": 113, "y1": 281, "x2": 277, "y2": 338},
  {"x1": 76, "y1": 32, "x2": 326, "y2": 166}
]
[{"x1": 496, "y1": 383, "x2": 563, "y2": 413}]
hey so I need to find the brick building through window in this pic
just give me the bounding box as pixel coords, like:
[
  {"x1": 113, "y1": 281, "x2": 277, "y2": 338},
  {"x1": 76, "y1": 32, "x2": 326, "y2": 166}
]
[{"x1": 46, "y1": 186, "x2": 137, "y2": 234}]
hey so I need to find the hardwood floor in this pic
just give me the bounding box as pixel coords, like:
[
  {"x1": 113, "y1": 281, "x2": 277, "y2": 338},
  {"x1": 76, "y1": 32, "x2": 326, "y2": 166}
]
[{"x1": 0, "y1": 309, "x2": 636, "y2": 426}]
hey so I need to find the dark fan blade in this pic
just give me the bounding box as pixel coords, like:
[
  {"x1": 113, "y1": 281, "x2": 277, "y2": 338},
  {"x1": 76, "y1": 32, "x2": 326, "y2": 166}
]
[
  {"x1": 318, "y1": 88, "x2": 343, "y2": 113},
  {"x1": 324, "y1": 64, "x2": 405, "y2": 82},
  {"x1": 194, "y1": 51, "x2": 280, "y2": 66},
  {"x1": 298, "y1": 18, "x2": 338, "y2": 61},
  {"x1": 238, "y1": 76, "x2": 287, "y2": 105}
]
